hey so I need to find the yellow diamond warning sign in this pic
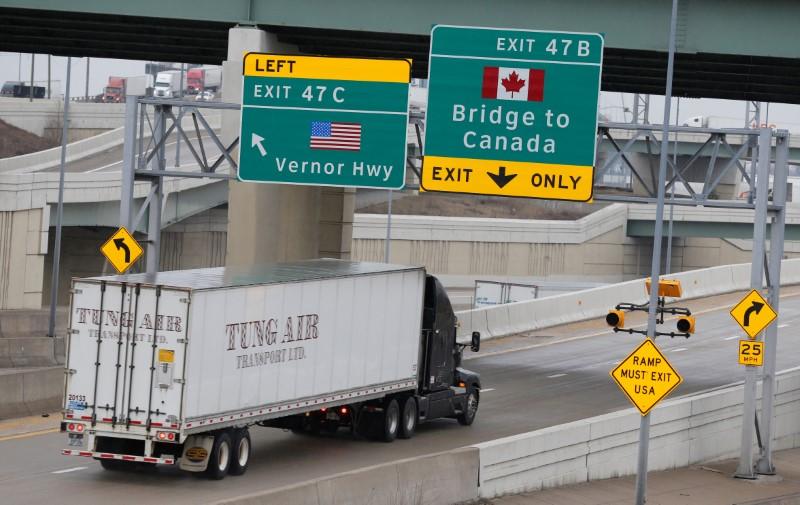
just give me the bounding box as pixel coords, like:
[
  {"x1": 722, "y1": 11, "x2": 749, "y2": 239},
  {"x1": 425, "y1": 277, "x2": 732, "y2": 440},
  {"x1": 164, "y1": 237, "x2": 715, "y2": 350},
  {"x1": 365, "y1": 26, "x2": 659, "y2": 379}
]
[
  {"x1": 100, "y1": 227, "x2": 143, "y2": 274},
  {"x1": 730, "y1": 289, "x2": 777, "y2": 339},
  {"x1": 610, "y1": 339, "x2": 683, "y2": 416}
]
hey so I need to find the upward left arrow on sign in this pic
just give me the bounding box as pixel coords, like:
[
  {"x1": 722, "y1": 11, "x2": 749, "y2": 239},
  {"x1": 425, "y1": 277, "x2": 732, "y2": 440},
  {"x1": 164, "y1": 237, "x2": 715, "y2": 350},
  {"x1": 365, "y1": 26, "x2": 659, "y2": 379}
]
[{"x1": 251, "y1": 133, "x2": 267, "y2": 157}]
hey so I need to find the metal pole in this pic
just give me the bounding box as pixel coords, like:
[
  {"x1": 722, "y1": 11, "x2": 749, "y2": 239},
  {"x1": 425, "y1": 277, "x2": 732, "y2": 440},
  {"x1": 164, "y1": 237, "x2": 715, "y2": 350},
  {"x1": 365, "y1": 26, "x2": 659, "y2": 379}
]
[
  {"x1": 736, "y1": 128, "x2": 772, "y2": 478},
  {"x1": 634, "y1": 1, "x2": 679, "y2": 503},
  {"x1": 748, "y1": 103, "x2": 761, "y2": 205},
  {"x1": 29, "y1": 53, "x2": 34, "y2": 102},
  {"x1": 756, "y1": 131, "x2": 789, "y2": 475},
  {"x1": 84, "y1": 57, "x2": 90, "y2": 101},
  {"x1": 384, "y1": 190, "x2": 393, "y2": 263},
  {"x1": 146, "y1": 105, "x2": 166, "y2": 274},
  {"x1": 47, "y1": 55, "x2": 51, "y2": 99},
  {"x1": 666, "y1": 97, "x2": 680, "y2": 275},
  {"x1": 120, "y1": 95, "x2": 138, "y2": 231},
  {"x1": 47, "y1": 57, "x2": 71, "y2": 338},
  {"x1": 176, "y1": 63, "x2": 185, "y2": 167}
]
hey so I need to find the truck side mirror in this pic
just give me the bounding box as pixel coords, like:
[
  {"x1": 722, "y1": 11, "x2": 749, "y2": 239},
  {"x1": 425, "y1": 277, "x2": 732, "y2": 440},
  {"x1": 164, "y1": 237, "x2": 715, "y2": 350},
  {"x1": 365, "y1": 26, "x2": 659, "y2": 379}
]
[{"x1": 471, "y1": 331, "x2": 481, "y2": 353}]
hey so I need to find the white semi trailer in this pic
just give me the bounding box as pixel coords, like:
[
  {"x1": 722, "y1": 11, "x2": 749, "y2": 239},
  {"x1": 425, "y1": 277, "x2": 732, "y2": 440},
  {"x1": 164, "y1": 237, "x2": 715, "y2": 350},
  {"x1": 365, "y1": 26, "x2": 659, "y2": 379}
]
[{"x1": 61, "y1": 260, "x2": 481, "y2": 479}]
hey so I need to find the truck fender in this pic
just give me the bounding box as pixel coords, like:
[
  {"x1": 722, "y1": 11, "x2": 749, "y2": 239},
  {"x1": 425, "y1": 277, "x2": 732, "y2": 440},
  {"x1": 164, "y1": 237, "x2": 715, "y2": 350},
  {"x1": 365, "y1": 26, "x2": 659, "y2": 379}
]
[{"x1": 178, "y1": 434, "x2": 215, "y2": 472}]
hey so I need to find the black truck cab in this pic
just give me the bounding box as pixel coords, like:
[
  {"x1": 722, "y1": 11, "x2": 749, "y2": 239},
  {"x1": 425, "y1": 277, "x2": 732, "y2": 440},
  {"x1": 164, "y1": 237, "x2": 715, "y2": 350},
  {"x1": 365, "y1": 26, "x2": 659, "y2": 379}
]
[{"x1": 419, "y1": 275, "x2": 481, "y2": 425}]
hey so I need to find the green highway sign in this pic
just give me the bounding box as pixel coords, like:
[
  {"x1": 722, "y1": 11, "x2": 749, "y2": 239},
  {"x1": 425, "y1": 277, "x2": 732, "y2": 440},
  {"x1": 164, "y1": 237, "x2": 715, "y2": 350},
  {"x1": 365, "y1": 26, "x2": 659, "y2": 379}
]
[
  {"x1": 238, "y1": 53, "x2": 411, "y2": 189},
  {"x1": 422, "y1": 25, "x2": 603, "y2": 201}
]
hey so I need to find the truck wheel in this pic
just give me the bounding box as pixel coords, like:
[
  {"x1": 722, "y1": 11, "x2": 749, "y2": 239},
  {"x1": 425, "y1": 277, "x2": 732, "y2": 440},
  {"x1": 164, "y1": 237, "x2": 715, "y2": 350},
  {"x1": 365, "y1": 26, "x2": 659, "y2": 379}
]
[
  {"x1": 228, "y1": 428, "x2": 251, "y2": 476},
  {"x1": 398, "y1": 397, "x2": 417, "y2": 439},
  {"x1": 381, "y1": 399, "x2": 400, "y2": 442},
  {"x1": 204, "y1": 431, "x2": 232, "y2": 480},
  {"x1": 457, "y1": 389, "x2": 479, "y2": 426}
]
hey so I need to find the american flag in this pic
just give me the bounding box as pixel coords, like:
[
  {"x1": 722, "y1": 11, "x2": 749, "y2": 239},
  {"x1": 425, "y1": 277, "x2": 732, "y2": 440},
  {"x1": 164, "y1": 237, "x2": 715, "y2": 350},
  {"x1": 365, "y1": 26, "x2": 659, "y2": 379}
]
[{"x1": 309, "y1": 121, "x2": 361, "y2": 151}]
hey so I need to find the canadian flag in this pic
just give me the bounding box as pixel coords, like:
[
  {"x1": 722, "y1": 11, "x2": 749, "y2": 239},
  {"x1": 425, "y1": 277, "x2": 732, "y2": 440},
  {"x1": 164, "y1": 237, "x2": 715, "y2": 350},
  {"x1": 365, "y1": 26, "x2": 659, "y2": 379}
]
[{"x1": 482, "y1": 67, "x2": 545, "y2": 102}]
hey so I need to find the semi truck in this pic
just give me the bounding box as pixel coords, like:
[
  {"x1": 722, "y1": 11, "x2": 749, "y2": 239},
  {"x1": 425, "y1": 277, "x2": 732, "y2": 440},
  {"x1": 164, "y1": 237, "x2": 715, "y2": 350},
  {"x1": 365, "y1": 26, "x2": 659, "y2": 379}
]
[
  {"x1": 103, "y1": 75, "x2": 155, "y2": 102},
  {"x1": 60, "y1": 260, "x2": 481, "y2": 479},
  {"x1": 186, "y1": 66, "x2": 222, "y2": 94},
  {"x1": 153, "y1": 70, "x2": 182, "y2": 98}
]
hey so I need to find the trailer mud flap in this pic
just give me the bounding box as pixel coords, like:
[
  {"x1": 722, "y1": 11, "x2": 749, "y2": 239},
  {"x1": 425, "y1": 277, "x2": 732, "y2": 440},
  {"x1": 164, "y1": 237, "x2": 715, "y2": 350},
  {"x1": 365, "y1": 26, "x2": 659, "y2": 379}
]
[{"x1": 178, "y1": 435, "x2": 214, "y2": 472}]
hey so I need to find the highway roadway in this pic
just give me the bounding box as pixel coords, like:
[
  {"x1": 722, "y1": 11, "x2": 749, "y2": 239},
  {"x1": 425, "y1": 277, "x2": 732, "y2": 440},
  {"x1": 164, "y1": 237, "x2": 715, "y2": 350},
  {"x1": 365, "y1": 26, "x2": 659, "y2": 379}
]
[
  {"x1": 40, "y1": 130, "x2": 223, "y2": 175},
  {"x1": 2, "y1": 288, "x2": 800, "y2": 504}
]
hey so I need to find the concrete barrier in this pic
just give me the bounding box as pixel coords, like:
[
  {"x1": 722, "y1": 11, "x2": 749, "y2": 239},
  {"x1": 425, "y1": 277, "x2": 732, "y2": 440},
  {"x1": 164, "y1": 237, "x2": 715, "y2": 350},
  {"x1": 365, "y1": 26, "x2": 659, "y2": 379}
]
[
  {"x1": 0, "y1": 110, "x2": 222, "y2": 174},
  {"x1": 0, "y1": 366, "x2": 63, "y2": 419},
  {"x1": 474, "y1": 367, "x2": 800, "y2": 499},
  {"x1": 457, "y1": 258, "x2": 800, "y2": 341},
  {"x1": 0, "y1": 126, "x2": 125, "y2": 174},
  {"x1": 213, "y1": 447, "x2": 480, "y2": 505}
]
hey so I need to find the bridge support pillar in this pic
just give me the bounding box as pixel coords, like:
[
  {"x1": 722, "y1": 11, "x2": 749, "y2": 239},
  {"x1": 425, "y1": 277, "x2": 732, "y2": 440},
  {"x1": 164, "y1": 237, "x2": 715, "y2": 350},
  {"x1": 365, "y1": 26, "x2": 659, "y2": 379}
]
[{"x1": 223, "y1": 27, "x2": 353, "y2": 265}]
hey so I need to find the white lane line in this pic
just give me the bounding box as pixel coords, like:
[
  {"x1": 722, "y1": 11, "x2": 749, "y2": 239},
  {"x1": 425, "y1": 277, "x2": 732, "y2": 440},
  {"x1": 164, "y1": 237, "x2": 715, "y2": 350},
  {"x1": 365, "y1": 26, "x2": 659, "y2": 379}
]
[
  {"x1": 547, "y1": 373, "x2": 567, "y2": 379},
  {"x1": 779, "y1": 324, "x2": 790, "y2": 328},
  {"x1": 51, "y1": 466, "x2": 87, "y2": 474},
  {"x1": 723, "y1": 336, "x2": 739, "y2": 341},
  {"x1": 671, "y1": 348, "x2": 688, "y2": 353},
  {"x1": 480, "y1": 388, "x2": 496, "y2": 393}
]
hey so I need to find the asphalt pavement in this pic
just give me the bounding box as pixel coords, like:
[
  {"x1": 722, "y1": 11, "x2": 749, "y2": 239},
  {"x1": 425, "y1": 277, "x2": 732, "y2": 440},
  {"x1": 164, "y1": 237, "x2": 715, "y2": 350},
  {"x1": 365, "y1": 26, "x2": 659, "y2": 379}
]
[{"x1": 2, "y1": 288, "x2": 800, "y2": 504}]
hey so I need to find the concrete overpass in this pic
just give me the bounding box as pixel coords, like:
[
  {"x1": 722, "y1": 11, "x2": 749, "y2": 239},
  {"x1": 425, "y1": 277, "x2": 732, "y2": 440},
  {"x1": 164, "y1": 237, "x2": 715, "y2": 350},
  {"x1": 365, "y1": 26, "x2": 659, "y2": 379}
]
[{"x1": 1, "y1": 1, "x2": 800, "y2": 103}]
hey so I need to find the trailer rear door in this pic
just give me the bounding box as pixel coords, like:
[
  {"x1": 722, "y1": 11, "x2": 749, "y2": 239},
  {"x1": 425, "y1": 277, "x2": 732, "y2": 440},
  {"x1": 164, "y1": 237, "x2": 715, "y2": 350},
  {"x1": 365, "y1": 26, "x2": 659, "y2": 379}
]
[{"x1": 66, "y1": 280, "x2": 189, "y2": 429}]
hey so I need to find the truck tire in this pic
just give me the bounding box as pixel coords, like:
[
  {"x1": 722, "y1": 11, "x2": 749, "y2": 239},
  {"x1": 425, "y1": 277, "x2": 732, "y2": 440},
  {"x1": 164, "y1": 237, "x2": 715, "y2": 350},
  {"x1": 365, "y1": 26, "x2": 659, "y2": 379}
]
[
  {"x1": 398, "y1": 397, "x2": 417, "y2": 439},
  {"x1": 457, "y1": 389, "x2": 479, "y2": 426},
  {"x1": 381, "y1": 399, "x2": 400, "y2": 442},
  {"x1": 204, "y1": 431, "x2": 232, "y2": 480},
  {"x1": 228, "y1": 428, "x2": 251, "y2": 476}
]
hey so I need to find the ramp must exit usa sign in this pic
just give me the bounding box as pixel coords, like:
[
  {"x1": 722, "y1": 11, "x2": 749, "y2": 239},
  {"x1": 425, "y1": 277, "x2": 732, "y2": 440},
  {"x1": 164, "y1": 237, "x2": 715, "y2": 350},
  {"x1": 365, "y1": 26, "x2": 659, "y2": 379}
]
[
  {"x1": 421, "y1": 25, "x2": 603, "y2": 201},
  {"x1": 610, "y1": 339, "x2": 683, "y2": 416}
]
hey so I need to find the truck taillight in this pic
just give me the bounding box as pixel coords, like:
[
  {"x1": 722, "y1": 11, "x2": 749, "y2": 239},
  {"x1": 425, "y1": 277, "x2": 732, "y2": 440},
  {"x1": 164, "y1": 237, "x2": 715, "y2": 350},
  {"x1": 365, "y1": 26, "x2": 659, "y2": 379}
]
[
  {"x1": 66, "y1": 423, "x2": 85, "y2": 433},
  {"x1": 156, "y1": 431, "x2": 177, "y2": 442}
]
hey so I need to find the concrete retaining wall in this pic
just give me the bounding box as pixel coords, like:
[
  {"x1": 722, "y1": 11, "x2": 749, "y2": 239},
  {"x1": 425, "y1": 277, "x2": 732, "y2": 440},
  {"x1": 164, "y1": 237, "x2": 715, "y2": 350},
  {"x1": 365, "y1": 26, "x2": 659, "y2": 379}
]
[
  {"x1": 456, "y1": 258, "x2": 800, "y2": 340},
  {"x1": 0, "y1": 366, "x2": 63, "y2": 419},
  {"x1": 216, "y1": 368, "x2": 800, "y2": 505},
  {"x1": 213, "y1": 447, "x2": 479, "y2": 505},
  {"x1": 475, "y1": 367, "x2": 800, "y2": 498}
]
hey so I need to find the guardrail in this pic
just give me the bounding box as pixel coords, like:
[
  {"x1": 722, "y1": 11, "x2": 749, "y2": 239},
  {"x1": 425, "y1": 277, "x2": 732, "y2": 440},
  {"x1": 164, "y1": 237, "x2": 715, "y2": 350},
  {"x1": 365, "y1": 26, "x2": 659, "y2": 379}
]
[{"x1": 456, "y1": 258, "x2": 800, "y2": 341}]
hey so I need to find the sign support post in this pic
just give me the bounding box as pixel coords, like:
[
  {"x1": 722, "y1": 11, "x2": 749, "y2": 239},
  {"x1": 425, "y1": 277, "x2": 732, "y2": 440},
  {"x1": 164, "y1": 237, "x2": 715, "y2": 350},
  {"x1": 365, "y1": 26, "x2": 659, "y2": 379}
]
[
  {"x1": 736, "y1": 128, "x2": 772, "y2": 478},
  {"x1": 634, "y1": 1, "x2": 679, "y2": 503},
  {"x1": 47, "y1": 56, "x2": 71, "y2": 338},
  {"x1": 756, "y1": 132, "x2": 789, "y2": 474}
]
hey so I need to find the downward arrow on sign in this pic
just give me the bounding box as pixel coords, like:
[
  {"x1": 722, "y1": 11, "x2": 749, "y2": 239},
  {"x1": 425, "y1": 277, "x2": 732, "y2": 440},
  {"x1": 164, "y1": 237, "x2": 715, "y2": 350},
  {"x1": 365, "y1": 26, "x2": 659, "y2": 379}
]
[
  {"x1": 251, "y1": 133, "x2": 267, "y2": 157},
  {"x1": 487, "y1": 166, "x2": 517, "y2": 189}
]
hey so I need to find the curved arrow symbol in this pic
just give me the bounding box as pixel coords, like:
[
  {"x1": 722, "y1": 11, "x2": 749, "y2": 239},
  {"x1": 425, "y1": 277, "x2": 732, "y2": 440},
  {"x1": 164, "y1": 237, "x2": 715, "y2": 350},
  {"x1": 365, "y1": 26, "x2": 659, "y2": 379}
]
[
  {"x1": 113, "y1": 238, "x2": 131, "y2": 263},
  {"x1": 743, "y1": 301, "x2": 764, "y2": 327},
  {"x1": 487, "y1": 166, "x2": 517, "y2": 189}
]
